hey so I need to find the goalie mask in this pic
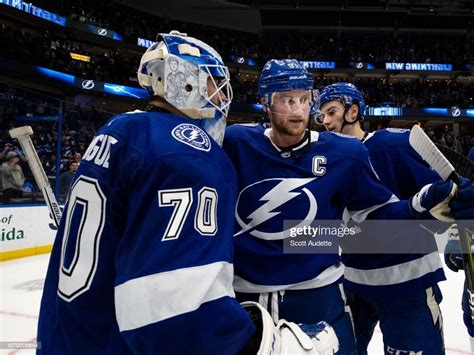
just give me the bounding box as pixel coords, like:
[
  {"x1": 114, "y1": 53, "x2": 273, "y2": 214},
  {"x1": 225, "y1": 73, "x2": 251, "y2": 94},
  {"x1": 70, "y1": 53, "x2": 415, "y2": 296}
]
[{"x1": 137, "y1": 30, "x2": 232, "y2": 145}]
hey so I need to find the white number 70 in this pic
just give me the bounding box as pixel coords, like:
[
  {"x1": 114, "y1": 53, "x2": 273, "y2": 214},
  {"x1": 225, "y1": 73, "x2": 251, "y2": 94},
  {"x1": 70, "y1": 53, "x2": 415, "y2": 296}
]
[{"x1": 158, "y1": 187, "x2": 218, "y2": 241}]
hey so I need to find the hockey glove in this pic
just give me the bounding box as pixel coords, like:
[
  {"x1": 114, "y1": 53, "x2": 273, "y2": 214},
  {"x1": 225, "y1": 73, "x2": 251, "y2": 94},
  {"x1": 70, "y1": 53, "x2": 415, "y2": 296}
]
[
  {"x1": 449, "y1": 178, "x2": 474, "y2": 220},
  {"x1": 442, "y1": 224, "x2": 463, "y2": 272},
  {"x1": 410, "y1": 180, "x2": 457, "y2": 221}
]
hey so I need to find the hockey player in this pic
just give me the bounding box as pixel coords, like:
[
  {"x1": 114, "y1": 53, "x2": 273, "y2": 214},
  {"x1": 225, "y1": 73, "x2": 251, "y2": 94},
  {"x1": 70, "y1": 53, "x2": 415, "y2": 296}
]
[
  {"x1": 317, "y1": 82, "x2": 451, "y2": 354},
  {"x1": 36, "y1": 31, "x2": 255, "y2": 354},
  {"x1": 444, "y1": 147, "x2": 474, "y2": 353},
  {"x1": 223, "y1": 59, "x2": 474, "y2": 355}
]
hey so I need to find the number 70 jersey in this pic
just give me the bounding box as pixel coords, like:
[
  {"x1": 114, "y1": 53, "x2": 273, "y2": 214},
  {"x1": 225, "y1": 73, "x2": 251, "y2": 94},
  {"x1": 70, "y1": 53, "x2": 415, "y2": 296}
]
[{"x1": 37, "y1": 111, "x2": 254, "y2": 355}]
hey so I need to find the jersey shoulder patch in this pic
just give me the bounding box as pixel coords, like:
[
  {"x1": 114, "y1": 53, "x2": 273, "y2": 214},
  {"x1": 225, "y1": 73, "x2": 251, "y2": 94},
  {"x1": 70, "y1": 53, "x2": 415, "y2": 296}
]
[{"x1": 172, "y1": 123, "x2": 211, "y2": 152}]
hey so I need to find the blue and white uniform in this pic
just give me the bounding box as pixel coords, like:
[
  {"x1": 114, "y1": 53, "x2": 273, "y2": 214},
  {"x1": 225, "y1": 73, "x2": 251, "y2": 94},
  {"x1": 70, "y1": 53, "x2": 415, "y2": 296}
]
[
  {"x1": 343, "y1": 128, "x2": 445, "y2": 355},
  {"x1": 223, "y1": 123, "x2": 410, "y2": 355},
  {"x1": 37, "y1": 111, "x2": 255, "y2": 355},
  {"x1": 343, "y1": 128, "x2": 445, "y2": 298}
]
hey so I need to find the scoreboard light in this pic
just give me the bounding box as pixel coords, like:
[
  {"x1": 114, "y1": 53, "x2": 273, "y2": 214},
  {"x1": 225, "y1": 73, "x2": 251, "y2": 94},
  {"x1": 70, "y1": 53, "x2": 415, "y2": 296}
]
[{"x1": 69, "y1": 52, "x2": 91, "y2": 62}]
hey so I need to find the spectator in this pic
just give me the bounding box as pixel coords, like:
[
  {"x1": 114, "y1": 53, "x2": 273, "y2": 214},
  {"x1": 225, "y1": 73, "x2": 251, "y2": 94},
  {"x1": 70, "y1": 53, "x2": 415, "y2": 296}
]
[
  {"x1": 59, "y1": 160, "x2": 78, "y2": 201},
  {"x1": 1, "y1": 151, "x2": 25, "y2": 203}
]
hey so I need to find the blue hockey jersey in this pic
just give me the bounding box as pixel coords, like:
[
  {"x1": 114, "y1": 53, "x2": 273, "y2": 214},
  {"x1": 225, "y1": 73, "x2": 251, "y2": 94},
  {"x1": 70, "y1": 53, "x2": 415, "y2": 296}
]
[
  {"x1": 37, "y1": 111, "x2": 254, "y2": 354},
  {"x1": 342, "y1": 128, "x2": 446, "y2": 300},
  {"x1": 223, "y1": 124, "x2": 406, "y2": 293}
]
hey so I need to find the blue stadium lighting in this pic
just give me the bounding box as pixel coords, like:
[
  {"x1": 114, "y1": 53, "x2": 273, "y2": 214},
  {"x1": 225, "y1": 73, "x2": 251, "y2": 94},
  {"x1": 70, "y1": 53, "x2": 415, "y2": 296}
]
[
  {"x1": 300, "y1": 61, "x2": 336, "y2": 69},
  {"x1": 385, "y1": 63, "x2": 452, "y2": 71},
  {"x1": 229, "y1": 56, "x2": 257, "y2": 66},
  {"x1": 113, "y1": 33, "x2": 123, "y2": 41},
  {"x1": 466, "y1": 110, "x2": 474, "y2": 117},
  {"x1": 423, "y1": 108, "x2": 448, "y2": 115},
  {"x1": 247, "y1": 59, "x2": 257, "y2": 66},
  {"x1": 36, "y1": 67, "x2": 75, "y2": 85},
  {"x1": 137, "y1": 38, "x2": 156, "y2": 48},
  {"x1": 368, "y1": 107, "x2": 402, "y2": 116},
  {"x1": 251, "y1": 104, "x2": 263, "y2": 111},
  {"x1": 104, "y1": 83, "x2": 148, "y2": 99},
  {"x1": 0, "y1": 0, "x2": 66, "y2": 26},
  {"x1": 367, "y1": 63, "x2": 375, "y2": 69}
]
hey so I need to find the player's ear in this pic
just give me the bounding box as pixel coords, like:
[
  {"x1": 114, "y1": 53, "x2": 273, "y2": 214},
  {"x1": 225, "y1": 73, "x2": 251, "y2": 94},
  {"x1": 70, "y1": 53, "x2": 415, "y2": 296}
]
[{"x1": 346, "y1": 104, "x2": 359, "y2": 123}]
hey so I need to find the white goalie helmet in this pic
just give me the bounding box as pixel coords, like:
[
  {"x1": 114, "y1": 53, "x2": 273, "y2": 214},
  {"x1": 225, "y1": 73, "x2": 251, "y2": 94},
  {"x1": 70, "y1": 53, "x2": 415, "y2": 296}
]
[{"x1": 137, "y1": 30, "x2": 233, "y2": 145}]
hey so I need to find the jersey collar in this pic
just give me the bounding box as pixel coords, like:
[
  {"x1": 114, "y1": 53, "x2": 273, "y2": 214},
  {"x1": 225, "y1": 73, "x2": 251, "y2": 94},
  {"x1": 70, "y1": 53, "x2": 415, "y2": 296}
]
[{"x1": 263, "y1": 128, "x2": 319, "y2": 153}]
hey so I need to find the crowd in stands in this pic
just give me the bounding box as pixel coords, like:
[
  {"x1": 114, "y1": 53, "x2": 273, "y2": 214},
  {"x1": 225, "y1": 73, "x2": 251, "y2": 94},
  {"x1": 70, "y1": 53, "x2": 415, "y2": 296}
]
[
  {"x1": 1, "y1": 0, "x2": 474, "y2": 204},
  {"x1": 33, "y1": 0, "x2": 474, "y2": 66},
  {"x1": 0, "y1": 83, "x2": 113, "y2": 203},
  {"x1": 0, "y1": 22, "x2": 134, "y2": 85},
  {"x1": 0, "y1": 81, "x2": 472, "y2": 205},
  {"x1": 235, "y1": 77, "x2": 474, "y2": 108},
  {"x1": 1, "y1": 1, "x2": 474, "y2": 108}
]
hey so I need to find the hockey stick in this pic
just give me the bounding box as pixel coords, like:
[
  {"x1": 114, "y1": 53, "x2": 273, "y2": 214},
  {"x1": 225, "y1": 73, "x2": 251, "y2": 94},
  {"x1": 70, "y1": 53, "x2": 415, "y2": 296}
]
[
  {"x1": 434, "y1": 144, "x2": 474, "y2": 181},
  {"x1": 9, "y1": 126, "x2": 62, "y2": 228},
  {"x1": 409, "y1": 125, "x2": 474, "y2": 324}
]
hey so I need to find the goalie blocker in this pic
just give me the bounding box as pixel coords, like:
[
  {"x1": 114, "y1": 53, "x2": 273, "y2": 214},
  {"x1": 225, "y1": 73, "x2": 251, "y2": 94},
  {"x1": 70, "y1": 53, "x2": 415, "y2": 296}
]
[{"x1": 239, "y1": 302, "x2": 339, "y2": 355}]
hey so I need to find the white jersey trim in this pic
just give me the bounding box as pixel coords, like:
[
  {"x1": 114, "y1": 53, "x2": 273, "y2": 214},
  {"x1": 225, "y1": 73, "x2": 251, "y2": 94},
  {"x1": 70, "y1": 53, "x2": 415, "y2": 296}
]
[
  {"x1": 263, "y1": 129, "x2": 319, "y2": 152},
  {"x1": 343, "y1": 194, "x2": 399, "y2": 224},
  {"x1": 361, "y1": 131, "x2": 376, "y2": 143},
  {"x1": 344, "y1": 251, "x2": 443, "y2": 286},
  {"x1": 115, "y1": 261, "x2": 235, "y2": 331},
  {"x1": 233, "y1": 263, "x2": 344, "y2": 293}
]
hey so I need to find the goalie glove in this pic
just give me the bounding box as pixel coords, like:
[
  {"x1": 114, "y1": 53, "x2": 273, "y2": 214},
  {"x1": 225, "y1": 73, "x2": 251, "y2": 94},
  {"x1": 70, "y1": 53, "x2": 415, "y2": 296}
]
[
  {"x1": 239, "y1": 301, "x2": 281, "y2": 355},
  {"x1": 239, "y1": 301, "x2": 339, "y2": 355},
  {"x1": 410, "y1": 180, "x2": 457, "y2": 221},
  {"x1": 278, "y1": 320, "x2": 339, "y2": 355}
]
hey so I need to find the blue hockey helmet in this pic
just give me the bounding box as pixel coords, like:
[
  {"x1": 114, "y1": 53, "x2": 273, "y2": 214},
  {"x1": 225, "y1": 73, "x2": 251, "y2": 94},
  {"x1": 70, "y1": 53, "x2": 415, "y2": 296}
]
[
  {"x1": 137, "y1": 30, "x2": 232, "y2": 145},
  {"x1": 318, "y1": 82, "x2": 366, "y2": 120},
  {"x1": 258, "y1": 59, "x2": 314, "y2": 107}
]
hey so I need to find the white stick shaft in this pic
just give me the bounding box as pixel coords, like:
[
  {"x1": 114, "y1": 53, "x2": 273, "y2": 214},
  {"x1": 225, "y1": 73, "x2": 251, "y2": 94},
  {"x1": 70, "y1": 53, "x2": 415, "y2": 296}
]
[
  {"x1": 42, "y1": 186, "x2": 62, "y2": 228},
  {"x1": 16, "y1": 135, "x2": 50, "y2": 189},
  {"x1": 11, "y1": 130, "x2": 62, "y2": 227},
  {"x1": 409, "y1": 125, "x2": 455, "y2": 181}
]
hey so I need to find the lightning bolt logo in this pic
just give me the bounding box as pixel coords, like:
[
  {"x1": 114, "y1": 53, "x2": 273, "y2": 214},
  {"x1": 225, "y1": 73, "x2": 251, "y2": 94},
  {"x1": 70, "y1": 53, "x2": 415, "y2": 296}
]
[
  {"x1": 235, "y1": 178, "x2": 317, "y2": 239},
  {"x1": 171, "y1": 124, "x2": 211, "y2": 152},
  {"x1": 188, "y1": 129, "x2": 200, "y2": 141}
]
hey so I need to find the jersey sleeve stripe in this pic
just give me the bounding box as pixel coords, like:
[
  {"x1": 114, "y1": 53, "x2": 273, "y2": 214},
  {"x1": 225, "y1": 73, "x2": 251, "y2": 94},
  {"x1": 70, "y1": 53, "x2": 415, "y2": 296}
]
[
  {"x1": 343, "y1": 194, "x2": 399, "y2": 224},
  {"x1": 344, "y1": 251, "x2": 442, "y2": 286},
  {"x1": 411, "y1": 183, "x2": 431, "y2": 213},
  {"x1": 115, "y1": 261, "x2": 235, "y2": 331},
  {"x1": 233, "y1": 263, "x2": 344, "y2": 293}
]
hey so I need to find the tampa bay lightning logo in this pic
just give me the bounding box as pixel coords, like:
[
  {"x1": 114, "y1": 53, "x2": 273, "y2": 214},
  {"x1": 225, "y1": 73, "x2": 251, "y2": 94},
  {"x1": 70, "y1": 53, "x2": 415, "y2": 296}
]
[
  {"x1": 97, "y1": 28, "x2": 108, "y2": 36},
  {"x1": 172, "y1": 123, "x2": 211, "y2": 152},
  {"x1": 451, "y1": 106, "x2": 461, "y2": 117},
  {"x1": 235, "y1": 178, "x2": 318, "y2": 240},
  {"x1": 82, "y1": 80, "x2": 95, "y2": 90}
]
